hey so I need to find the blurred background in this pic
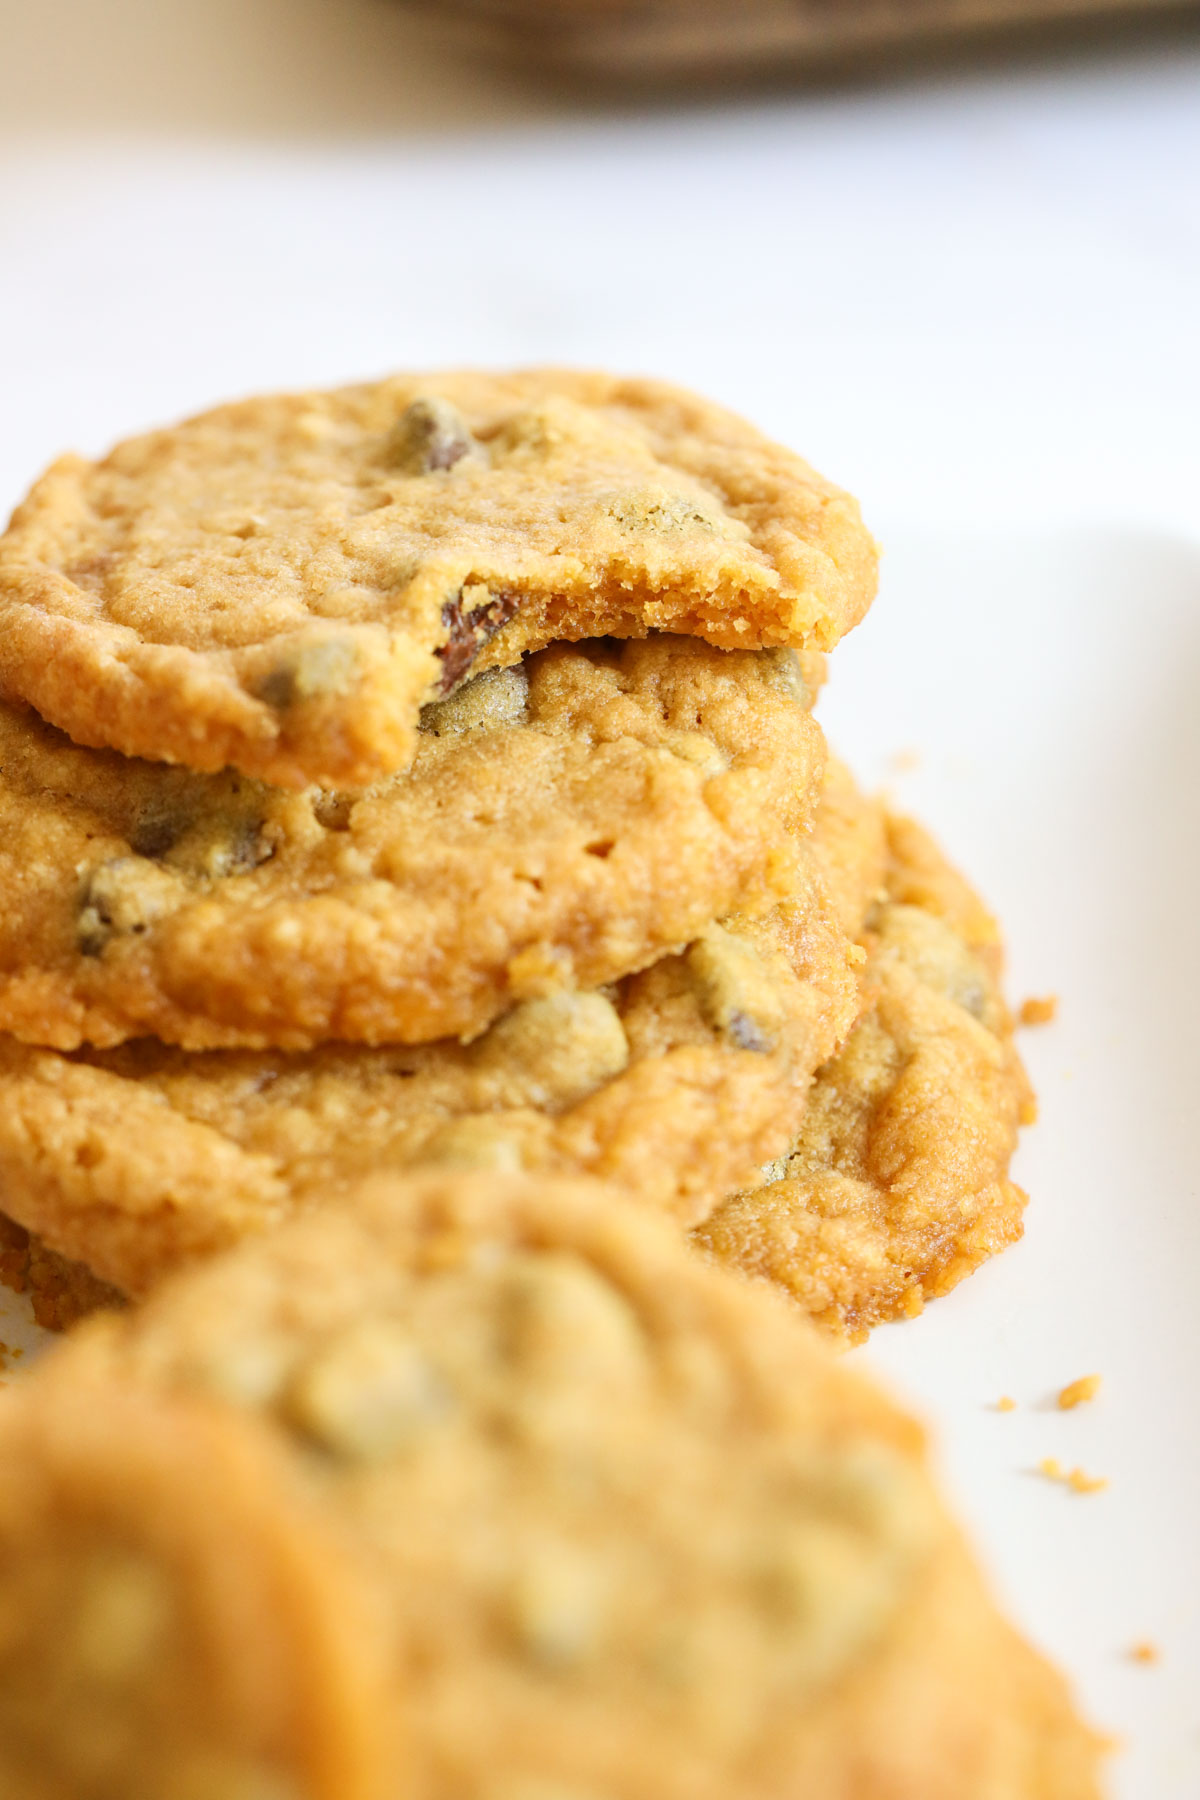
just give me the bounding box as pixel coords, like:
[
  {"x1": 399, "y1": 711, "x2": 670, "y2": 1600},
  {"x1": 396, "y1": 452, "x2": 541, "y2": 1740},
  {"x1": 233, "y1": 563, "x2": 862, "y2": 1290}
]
[
  {"x1": 1, "y1": 0, "x2": 1198, "y2": 539},
  {"x1": 2, "y1": 3, "x2": 1199, "y2": 1795}
]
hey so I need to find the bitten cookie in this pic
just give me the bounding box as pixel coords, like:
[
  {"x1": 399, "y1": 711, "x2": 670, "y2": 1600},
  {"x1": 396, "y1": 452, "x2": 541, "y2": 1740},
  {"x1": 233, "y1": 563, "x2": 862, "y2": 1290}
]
[
  {"x1": 0, "y1": 1170, "x2": 1103, "y2": 1800},
  {"x1": 697, "y1": 767, "x2": 1031, "y2": 1342},
  {"x1": 0, "y1": 637, "x2": 824, "y2": 1050},
  {"x1": 0, "y1": 370, "x2": 877, "y2": 787}
]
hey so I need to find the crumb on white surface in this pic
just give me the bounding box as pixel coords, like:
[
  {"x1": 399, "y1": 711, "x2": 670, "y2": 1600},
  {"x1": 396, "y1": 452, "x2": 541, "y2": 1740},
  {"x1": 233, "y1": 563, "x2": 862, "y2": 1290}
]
[
  {"x1": 1057, "y1": 1374, "x2": 1102, "y2": 1410},
  {"x1": 1038, "y1": 1457, "x2": 1109, "y2": 1494}
]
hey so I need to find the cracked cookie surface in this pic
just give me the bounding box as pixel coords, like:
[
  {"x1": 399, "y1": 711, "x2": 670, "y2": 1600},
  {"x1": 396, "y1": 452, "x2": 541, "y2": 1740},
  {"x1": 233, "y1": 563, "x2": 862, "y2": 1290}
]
[
  {"x1": 0, "y1": 817, "x2": 860, "y2": 1299},
  {"x1": 696, "y1": 768, "x2": 1032, "y2": 1343},
  {"x1": 0, "y1": 370, "x2": 877, "y2": 786},
  {"x1": 0, "y1": 637, "x2": 823, "y2": 1051},
  {"x1": 0, "y1": 1171, "x2": 1102, "y2": 1800}
]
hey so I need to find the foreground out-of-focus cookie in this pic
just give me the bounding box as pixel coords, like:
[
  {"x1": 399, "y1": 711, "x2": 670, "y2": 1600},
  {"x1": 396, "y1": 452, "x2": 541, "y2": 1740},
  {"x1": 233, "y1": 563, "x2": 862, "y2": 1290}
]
[
  {"x1": 0, "y1": 825, "x2": 859, "y2": 1299},
  {"x1": 0, "y1": 1170, "x2": 1103, "y2": 1800},
  {"x1": 0, "y1": 370, "x2": 877, "y2": 787},
  {"x1": 0, "y1": 637, "x2": 823, "y2": 1050},
  {"x1": 0, "y1": 1378, "x2": 392, "y2": 1800},
  {"x1": 697, "y1": 778, "x2": 1031, "y2": 1343}
]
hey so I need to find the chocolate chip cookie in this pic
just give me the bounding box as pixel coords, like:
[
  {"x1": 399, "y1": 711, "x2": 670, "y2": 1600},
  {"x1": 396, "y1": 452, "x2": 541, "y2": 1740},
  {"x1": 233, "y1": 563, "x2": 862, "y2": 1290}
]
[
  {"x1": 0, "y1": 371, "x2": 877, "y2": 787},
  {"x1": 0, "y1": 821, "x2": 860, "y2": 1299},
  {"x1": 0, "y1": 1170, "x2": 1103, "y2": 1800},
  {"x1": 0, "y1": 636, "x2": 824, "y2": 1050},
  {"x1": 0, "y1": 1378, "x2": 391, "y2": 1800},
  {"x1": 696, "y1": 772, "x2": 1032, "y2": 1343}
]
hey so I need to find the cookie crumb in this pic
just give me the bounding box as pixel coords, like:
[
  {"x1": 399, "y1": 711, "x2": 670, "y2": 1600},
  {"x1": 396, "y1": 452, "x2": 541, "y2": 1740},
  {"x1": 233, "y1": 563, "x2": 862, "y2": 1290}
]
[
  {"x1": 994, "y1": 1396, "x2": 1017, "y2": 1413},
  {"x1": 1038, "y1": 1457, "x2": 1108, "y2": 1494},
  {"x1": 1057, "y1": 1373, "x2": 1101, "y2": 1410},
  {"x1": 1128, "y1": 1641, "x2": 1160, "y2": 1666},
  {"x1": 1019, "y1": 995, "x2": 1058, "y2": 1026},
  {"x1": 888, "y1": 747, "x2": 921, "y2": 774}
]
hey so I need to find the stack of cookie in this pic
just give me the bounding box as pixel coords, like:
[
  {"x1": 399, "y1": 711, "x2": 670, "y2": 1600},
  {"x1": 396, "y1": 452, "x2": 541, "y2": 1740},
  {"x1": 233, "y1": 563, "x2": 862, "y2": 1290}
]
[
  {"x1": 0, "y1": 370, "x2": 1029, "y2": 1343},
  {"x1": 0, "y1": 372, "x2": 1103, "y2": 1796}
]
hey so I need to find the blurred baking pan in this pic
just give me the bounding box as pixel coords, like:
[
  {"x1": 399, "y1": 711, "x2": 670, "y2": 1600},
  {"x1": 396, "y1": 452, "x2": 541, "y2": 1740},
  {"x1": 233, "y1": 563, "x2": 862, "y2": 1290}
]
[{"x1": 408, "y1": 0, "x2": 1200, "y2": 80}]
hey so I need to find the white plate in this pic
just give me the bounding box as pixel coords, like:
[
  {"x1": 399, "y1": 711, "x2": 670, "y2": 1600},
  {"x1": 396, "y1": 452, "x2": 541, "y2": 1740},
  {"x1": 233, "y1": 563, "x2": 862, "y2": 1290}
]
[
  {"x1": 3, "y1": 523, "x2": 1198, "y2": 1795},
  {"x1": 823, "y1": 523, "x2": 1200, "y2": 1799}
]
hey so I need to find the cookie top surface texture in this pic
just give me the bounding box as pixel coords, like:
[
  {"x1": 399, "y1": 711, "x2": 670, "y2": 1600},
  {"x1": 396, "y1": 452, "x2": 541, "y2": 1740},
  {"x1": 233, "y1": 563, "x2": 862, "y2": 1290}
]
[
  {"x1": 0, "y1": 637, "x2": 823, "y2": 1051},
  {"x1": 696, "y1": 775, "x2": 1032, "y2": 1344},
  {"x1": 0, "y1": 370, "x2": 877, "y2": 786},
  {"x1": 0, "y1": 1171, "x2": 1103, "y2": 1800}
]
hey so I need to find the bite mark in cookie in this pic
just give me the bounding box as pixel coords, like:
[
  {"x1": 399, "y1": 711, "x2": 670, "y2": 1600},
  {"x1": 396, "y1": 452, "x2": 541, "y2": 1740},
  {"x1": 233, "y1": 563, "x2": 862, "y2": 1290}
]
[
  {"x1": 0, "y1": 370, "x2": 876, "y2": 786},
  {"x1": 435, "y1": 587, "x2": 521, "y2": 694}
]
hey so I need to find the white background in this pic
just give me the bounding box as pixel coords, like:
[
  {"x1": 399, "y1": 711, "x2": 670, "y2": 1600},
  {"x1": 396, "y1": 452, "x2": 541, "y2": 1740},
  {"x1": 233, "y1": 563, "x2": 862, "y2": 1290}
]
[{"x1": 2, "y1": 3, "x2": 1199, "y2": 1792}]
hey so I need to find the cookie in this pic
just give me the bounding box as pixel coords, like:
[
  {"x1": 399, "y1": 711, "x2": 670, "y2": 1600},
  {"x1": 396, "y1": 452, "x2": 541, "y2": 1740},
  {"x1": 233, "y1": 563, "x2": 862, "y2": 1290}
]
[
  {"x1": 0, "y1": 823, "x2": 860, "y2": 1300},
  {"x1": 0, "y1": 1170, "x2": 1104, "y2": 1800},
  {"x1": 0, "y1": 370, "x2": 877, "y2": 787},
  {"x1": 0, "y1": 1376, "x2": 392, "y2": 1800},
  {"x1": 0, "y1": 636, "x2": 824, "y2": 1050},
  {"x1": 696, "y1": 786, "x2": 1032, "y2": 1343}
]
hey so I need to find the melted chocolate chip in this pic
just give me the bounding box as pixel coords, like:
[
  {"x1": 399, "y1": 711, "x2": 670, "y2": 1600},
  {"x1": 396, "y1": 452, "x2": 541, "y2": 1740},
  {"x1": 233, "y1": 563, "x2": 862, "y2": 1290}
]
[
  {"x1": 436, "y1": 589, "x2": 521, "y2": 695},
  {"x1": 129, "y1": 811, "x2": 182, "y2": 860}
]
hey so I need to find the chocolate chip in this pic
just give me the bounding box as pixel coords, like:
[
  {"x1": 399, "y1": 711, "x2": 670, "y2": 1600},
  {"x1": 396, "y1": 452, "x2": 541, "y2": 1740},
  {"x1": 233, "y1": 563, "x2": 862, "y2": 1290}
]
[
  {"x1": 756, "y1": 647, "x2": 812, "y2": 709},
  {"x1": 418, "y1": 662, "x2": 529, "y2": 737},
  {"x1": 77, "y1": 858, "x2": 184, "y2": 956},
  {"x1": 156, "y1": 809, "x2": 274, "y2": 882},
  {"x1": 685, "y1": 930, "x2": 785, "y2": 1055},
  {"x1": 312, "y1": 792, "x2": 356, "y2": 832},
  {"x1": 257, "y1": 639, "x2": 358, "y2": 711},
  {"x1": 724, "y1": 1009, "x2": 773, "y2": 1054},
  {"x1": 435, "y1": 588, "x2": 520, "y2": 695},
  {"x1": 473, "y1": 992, "x2": 629, "y2": 1110},
  {"x1": 283, "y1": 1322, "x2": 452, "y2": 1463},
  {"x1": 386, "y1": 397, "x2": 476, "y2": 474},
  {"x1": 129, "y1": 809, "x2": 182, "y2": 860}
]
